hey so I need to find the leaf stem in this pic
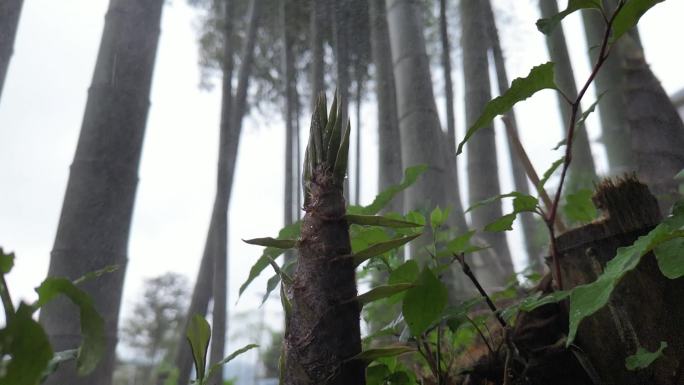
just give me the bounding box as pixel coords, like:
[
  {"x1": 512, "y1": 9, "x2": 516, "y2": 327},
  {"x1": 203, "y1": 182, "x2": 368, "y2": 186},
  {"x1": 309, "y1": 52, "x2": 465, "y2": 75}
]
[
  {"x1": 0, "y1": 275, "x2": 15, "y2": 318},
  {"x1": 456, "y1": 254, "x2": 507, "y2": 328},
  {"x1": 545, "y1": 0, "x2": 625, "y2": 290}
]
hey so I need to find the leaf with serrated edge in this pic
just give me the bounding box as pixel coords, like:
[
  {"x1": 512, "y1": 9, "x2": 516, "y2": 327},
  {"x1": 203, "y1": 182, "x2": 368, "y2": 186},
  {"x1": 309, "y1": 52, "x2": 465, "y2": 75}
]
[
  {"x1": 536, "y1": 0, "x2": 601, "y2": 35},
  {"x1": 353, "y1": 283, "x2": 415, "y2": 306},
  {"x1": 457, "y1": 62, "x2": 556, "y2": 155},
  {"x1": 484, "y1": 213, "x2": 517, "y2": 232},
  {"x1": 353, "y1": 233, "x2": 422, "y2": 267},
  {"x1": 345, "y1": 214, "x2": 422, "y2": 228}
]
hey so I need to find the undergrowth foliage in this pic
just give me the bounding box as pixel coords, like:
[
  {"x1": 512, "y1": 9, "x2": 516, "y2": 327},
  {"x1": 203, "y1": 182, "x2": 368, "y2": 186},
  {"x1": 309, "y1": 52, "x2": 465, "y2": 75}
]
[{"x1": 241, "y1": 1, "x2": 681, "y2": 384}]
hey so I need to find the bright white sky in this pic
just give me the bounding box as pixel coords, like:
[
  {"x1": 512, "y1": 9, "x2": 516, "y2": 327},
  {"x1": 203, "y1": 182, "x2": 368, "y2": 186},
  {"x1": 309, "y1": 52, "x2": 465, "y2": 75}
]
[{"x1": 0, "y1": 0, "x2": 683, "y2": 375}]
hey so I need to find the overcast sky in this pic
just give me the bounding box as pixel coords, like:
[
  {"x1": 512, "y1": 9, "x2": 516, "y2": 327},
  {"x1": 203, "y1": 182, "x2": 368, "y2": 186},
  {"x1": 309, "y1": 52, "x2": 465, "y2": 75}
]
[{"x1": 1, "y1": 0, "x2": 683, "y2": 372}]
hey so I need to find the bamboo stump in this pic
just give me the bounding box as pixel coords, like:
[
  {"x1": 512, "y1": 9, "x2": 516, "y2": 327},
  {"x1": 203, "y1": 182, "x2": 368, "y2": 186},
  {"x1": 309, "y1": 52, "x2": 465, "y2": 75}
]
[{"x1": 555, "y1": 177, "x2": 684, "y2": 385}]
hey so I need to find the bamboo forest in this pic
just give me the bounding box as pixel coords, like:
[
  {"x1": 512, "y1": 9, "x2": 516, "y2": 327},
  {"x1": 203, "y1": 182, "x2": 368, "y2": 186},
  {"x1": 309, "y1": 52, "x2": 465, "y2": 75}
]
[{"x1": 2, "y1": 0, "x2": 684, "y2": 384}]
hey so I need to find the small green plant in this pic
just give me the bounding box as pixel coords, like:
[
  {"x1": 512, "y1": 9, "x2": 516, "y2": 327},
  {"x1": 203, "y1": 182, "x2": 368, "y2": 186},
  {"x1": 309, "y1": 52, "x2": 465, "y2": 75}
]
[
  {"x1": 0, "y1": 247, "x2": 113, "y2": 385},
  {"x1": 185, "y1": 314, "x2": 257, "y2": 385}
]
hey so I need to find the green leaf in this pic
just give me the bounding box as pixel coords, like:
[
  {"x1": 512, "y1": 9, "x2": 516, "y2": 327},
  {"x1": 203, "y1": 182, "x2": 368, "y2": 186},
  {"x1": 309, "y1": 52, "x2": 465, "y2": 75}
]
[
  {"x1": 34, "y1": 278, "x2": 105, "y2": 375},
  {"x1": 350, "y1": 346, "x2": 415, "y2": 364},
  {"x1": 445, "y1": 231, "x2": 475, "y2": 255},
  {"x1": 0, "y1": 248, "x2": 15, "y2": 274},
  {"x1": 205, "y1": 344, "x2": 259, "y2": 380},
  {"x1": 72, "y1": 265, "x2": 119, "y2": 286},
  {"x1": 430, "y1": 207, "x2": 444, "y2": 229},
  {"x1": 519, "y1": 290, "x2": 570, "y2": 312},
  {"x1": 389, "y1": 261, "x2": 420, "y2": 285},
  {"x1": 625, "y1": 341, "x2": 667, "y2": 371},
  {"x1": 612, "y1": 0, "x2": 665, "y2": 42},
  {"x1": 41, "y1": 349, "x2": 79, "y2": 380},
  {"x1": 566, "y1": 223, "x2": 673, "y2": 345},
  {"x1": 0, "y1": 303, "x2": 53, "y2": 385},
  {"x1": 333, "y1": 120, "x2": 351, "y2": 181},
  {"x1": 353, "y1": 233, "x2": 422, "y2": 267},
  {"x1": 261, "y1": 274, "x2": 282, "y2": 305},
  {"x1": 239, "y1": 222, "x2": 300, "y2": 298},
  {"x1": 243, "y1": 237, "x2": 297, "y2": 249},
  {"x1": 348, "y1": 165, "x2": 427, "y2": 215},
  {"x1": 484, "y1": 213, "x2": 517, "y2": 232},
  {"x1": 457, "y1": 62, "x2": 557, "y2": 155},
  {"x1": 654, "y1": 237, "x2": 684, "y2": 279},
  {"x1": 513, "y1": 194, "x2": 539, "y2": 213},
  {"x1": 563, "y1": 189, "x2": 598, "y2": 223},
  {"x1": 186, "y1": 314, "x2": 211, "y2": 382},
  {"x1": 366, "y1": 364, "x2": 391, "y2": 385},
  {"x1": 466, "y1": 192, "x2": 520, "y2": 213},
  {"x1": 345, "y1": 214, "x2": 422, "y2": 228},
  {"x1": 324, "y1": 94, "x2": 341, "y2": 166},
  {"x1": 402, "y1": 268, "x2": 448, "y2": 336},
  {"x1": 538, "y1": 157, "x2": 565, "y2": 190},
  {"x1": 576, "y1": 92, "x2": 605, "y2": 128},
  {"x1": 354, "y1": 284, "x2": 415, "y2": 306},
  {"x1": 536, "y1": 0, "x2": 602, "y2": 35}
]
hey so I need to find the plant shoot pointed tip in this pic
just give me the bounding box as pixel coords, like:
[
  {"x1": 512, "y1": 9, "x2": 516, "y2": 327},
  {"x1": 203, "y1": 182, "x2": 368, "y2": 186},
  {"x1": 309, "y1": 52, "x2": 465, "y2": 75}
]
[{"x1": 333, "y1": 120, "x2": 351, "y2": 181}]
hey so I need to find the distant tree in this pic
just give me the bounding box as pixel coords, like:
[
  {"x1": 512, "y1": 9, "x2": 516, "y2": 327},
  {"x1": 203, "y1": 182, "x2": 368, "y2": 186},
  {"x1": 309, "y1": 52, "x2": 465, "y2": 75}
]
[
  {"x1": 368, "y1": 0, "x2": 402, "y2": 213},
  {"x1": 461, "y1": 0, "x2": 513, "y2": 285},
  {"x1": 539, "y1": 0, "x2": 597, "y2": 193},
  {"x1": 484, "y1": 0, "x2": 543, "y2": 266},
  {"x1": 39, "y1": 1, "x2": 165, "y2": 384},
  {"x1": 581, "y1": 2, "x2": 634, "y2": 175},
  {"x1": 174, "y1": 1, "x2": 263, "y2": 384},
  {"x1": 386, "y1": 0, "x2": 467, "y2": 232},
  {"x1": 120, "y1": 273, "x2": 189, "y2": 384},
  {"x1": 0, "y1": 0, "x2": 23, "y2": 102}
]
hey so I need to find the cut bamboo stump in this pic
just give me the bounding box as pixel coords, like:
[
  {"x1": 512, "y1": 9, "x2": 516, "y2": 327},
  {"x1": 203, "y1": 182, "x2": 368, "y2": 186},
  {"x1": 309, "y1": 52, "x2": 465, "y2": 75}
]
[{"x1": 555, "y1": 176, "x2": 684, "y2": 385}]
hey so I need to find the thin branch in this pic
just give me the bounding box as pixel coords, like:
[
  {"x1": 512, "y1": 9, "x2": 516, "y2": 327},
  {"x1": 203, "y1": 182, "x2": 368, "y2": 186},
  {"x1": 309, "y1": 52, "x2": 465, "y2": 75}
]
[
  {"x1": 456, "y1": 254, "x2": 507, "y2": 328},
  {"x1": 545, "y1": 1, "x2": 625, "y2": 290}
]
